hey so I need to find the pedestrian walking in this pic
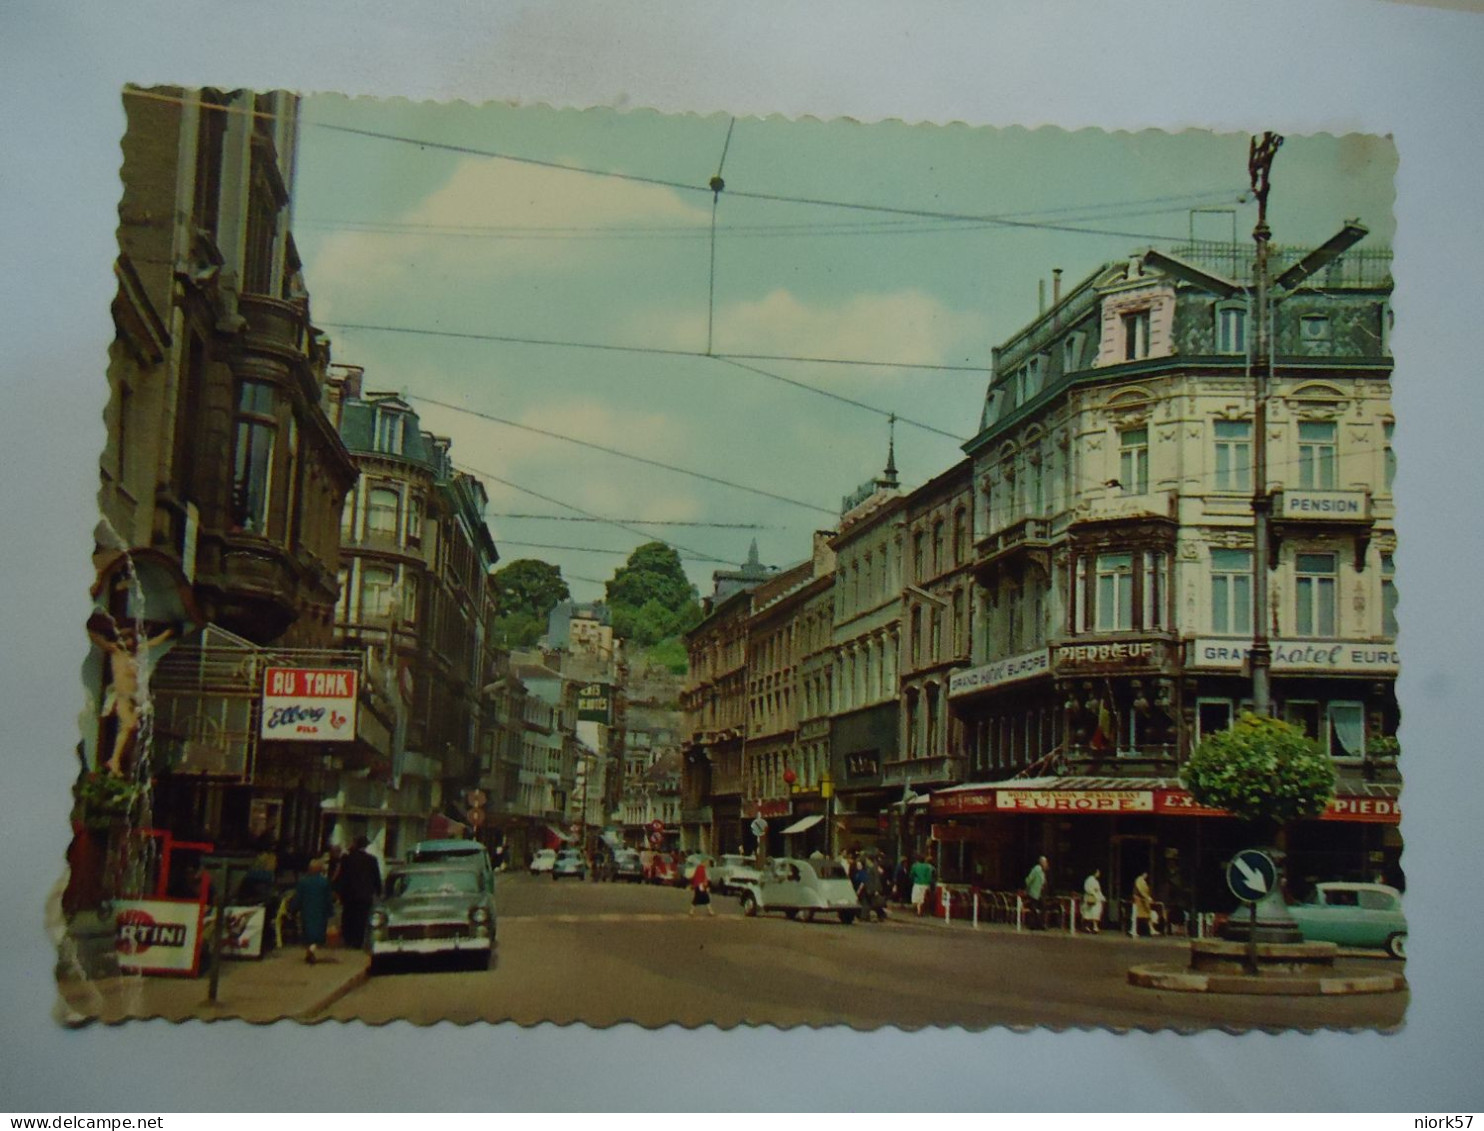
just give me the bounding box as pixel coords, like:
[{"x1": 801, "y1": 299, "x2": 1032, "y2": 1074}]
[
  {"x1": 688, "y1": 859, "x2": 714, "y2": 917},
  {"x1": 1131, "y1": 871, "x2": 1156, "y2": 937},
  {"x1": 1081, "y1": 868, "x2": 1106, "y2": 934},
  {"x1": 909, "y1": 855, "x2": 936, "y2": 917},
  {"x1": 1024, "y1": 856, "x2": 1049, "y2": 930},
  {"x1": 336, "y1": 835, "x2": 382, "y2": 948},
  {"x1": 854, "y1": 854, "x2": 888, "y2": 921},
  {"x1": 293, "y1": 857, "x2": 335, "y2": 964}
]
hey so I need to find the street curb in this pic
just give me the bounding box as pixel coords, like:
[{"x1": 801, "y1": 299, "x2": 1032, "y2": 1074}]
[
  {"x1": 1127, "y1": 962, "x2": 1408, "y2": 995},
  {"x1": 296, "y1": 963, "x2": 369, "y2": 1020}
]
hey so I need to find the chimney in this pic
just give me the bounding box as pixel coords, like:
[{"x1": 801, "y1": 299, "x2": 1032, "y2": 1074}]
[
  {"x1": 1038, "y1": 278, "x2": 1046, "y2": 316},
  {"x1": 1052, "y1": 268, "x2": 1063, "y2": 328}
]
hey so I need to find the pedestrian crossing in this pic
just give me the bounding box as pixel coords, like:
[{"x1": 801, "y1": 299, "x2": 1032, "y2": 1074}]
[{"x1": 504, "y1": 912, "x2": 726, "y2": 923}]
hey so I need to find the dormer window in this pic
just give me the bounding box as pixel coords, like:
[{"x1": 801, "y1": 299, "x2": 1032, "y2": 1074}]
[
  {"x1": 1122, "y1": 310, "x2": 1151, "y2": 361},
  {"x1": 1216, "y1": 302, "x2": 1248, "y2": 354},
  {"x1": 374, "y1": 408, "x2": 406, "y2": 454}
]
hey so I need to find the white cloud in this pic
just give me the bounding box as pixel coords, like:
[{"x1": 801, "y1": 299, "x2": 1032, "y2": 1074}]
[
  {"x1": 653, "y1": 287, "x2": 985, "y2": 371},
  {"x1": 304, "y1": 156, "x2": 712, "y2": 319}
]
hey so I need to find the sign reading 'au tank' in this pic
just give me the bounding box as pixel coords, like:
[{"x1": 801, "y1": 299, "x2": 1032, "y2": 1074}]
[{"x1": 260, "y1": 667, "x2": 358, "y2": 742}]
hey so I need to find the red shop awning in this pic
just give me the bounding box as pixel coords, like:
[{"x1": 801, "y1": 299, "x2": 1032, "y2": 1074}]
[{"x1": 929, "y1": 776, "x2": 1399, "y2": 824}]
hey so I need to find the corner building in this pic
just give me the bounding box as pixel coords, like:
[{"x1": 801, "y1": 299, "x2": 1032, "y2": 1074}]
[{"x1": 940, "y1": 240, "x2": 1400, "y2": 919}]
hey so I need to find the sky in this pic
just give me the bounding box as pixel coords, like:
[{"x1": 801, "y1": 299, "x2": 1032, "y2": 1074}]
[{"x1": 291, "y1": 98, "x2": 1397, "y2": 603}]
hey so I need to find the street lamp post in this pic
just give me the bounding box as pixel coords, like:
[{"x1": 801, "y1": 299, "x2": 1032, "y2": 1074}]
[{"x1": 1247, "y1": 131, "x2": 1282, "y2": 717}]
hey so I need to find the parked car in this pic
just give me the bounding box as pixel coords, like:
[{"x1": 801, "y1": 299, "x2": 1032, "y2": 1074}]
[
  {"x1": 734, "y1": 856, "x2": 862, "y2": 925},
  {"x1": 681, "y1": 853, "x2": 715, "y2": 887},
  {"x1": 552, "y1": 848, "x2": 587, "y2": 881},
  {"x1": 366, "y1": 863, "x2": 496, "y2": 973},
  {"x1": 611, "y1": 849, "x2": 644, "y2": 883},
  {"x1": 408, "y1": 838, "x2": 493, "y2": 882},
  {"x1": 711, "y1": 853, "x2": 762, "y2": 894},
  {"x1": 1287, "y1": 882, "x2": 1406, "y2": 957},
  {"x1": 529, "y1": 849, "x2": 557, "y2": 875}
]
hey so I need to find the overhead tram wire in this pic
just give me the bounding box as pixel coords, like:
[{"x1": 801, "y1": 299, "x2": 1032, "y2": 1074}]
[
  {"x1": 487, "y1": 514, "x2": 776, "y2": 529},
  {"x1": 305, "y1": 119, "x2": 1220, "y2": 244},
  {"x1": 498, "y1": 540, "x2": 719, "y2": 563},
  {"x1": 713, "y1": 356, "x2": 968, "y2": 443},
  {"x1": 449, "y1": 459, "x2": 734, "y2": 564},
  {"x1": 319, "y1": 319, "x2": 987, "y2": 373}
]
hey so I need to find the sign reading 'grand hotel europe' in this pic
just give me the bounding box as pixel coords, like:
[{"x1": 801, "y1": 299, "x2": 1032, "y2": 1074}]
[{"x1": 949, "y1": 637, "x2": 1398, "y2": 699}]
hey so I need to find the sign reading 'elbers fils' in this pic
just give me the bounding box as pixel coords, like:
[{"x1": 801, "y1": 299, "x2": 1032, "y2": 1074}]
[{"x1": 260, "y1": 667, "x2": 358, "y2": 742}]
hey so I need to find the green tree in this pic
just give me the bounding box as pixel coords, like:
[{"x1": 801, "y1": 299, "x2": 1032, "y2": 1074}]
[
  {"x1": 1181, "y1": 713, "x2": 1336, "y2": 828},
  {"x1": 606, "y1": 543, "x2": 695, "y2": 614},
  {"x1": 491, "y1": 559, "x2": 570, "y2": 647}
]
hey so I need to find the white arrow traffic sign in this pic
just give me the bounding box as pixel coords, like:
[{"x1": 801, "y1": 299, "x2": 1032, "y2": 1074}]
[
  {"x1": 1233, "y1": 855, "x2": 1268, "y2": 895},
  {"x1": 1226, "y1": 849, "x2": 1278, "y2": 904}
]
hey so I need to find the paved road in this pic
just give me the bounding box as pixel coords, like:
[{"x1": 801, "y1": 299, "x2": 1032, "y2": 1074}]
[{"x1": 317, "y1": 872, "x2": 1407, "y2": 1030}]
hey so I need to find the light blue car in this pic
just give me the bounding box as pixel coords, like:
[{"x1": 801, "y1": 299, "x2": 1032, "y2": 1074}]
[{"x1": 1287, "y1": 882, "x2": 1406, "y2": 957}]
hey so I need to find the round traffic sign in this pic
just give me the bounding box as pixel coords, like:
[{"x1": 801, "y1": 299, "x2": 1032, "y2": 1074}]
[
  {"x1": 649, "y1": 819, "x2": 664, "y2": 833},
  {"x1": 750, "y1": 816, "x2": 768, "y2": 838},
  {"x1": 1226, "y1": 849, "x2": 1278, "y2": 904}
]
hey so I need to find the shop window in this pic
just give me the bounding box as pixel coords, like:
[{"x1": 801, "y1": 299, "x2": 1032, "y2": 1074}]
[
  {"x1": 1214, "y1": 420, "x2": 1252, "y2": 492},
  {"x1": 1298, "y1": 420, "x2": 1338, "y2": 489},
  {"x1": 1119, "y1": 427, "x2": 1149, "y2": 494},
  {"x1": 232, "y1": 380, "x2": 277, "y2": 533},
  {"x1": 1095, "y1": 552, "x2": 1134, "y2": 631},
  {"x1": 1295, "y1": 551, "x2": 1338, "y2": 637},
  {"x1": 1210, "y1": 548, "x2": 1253, "y2": 635}
]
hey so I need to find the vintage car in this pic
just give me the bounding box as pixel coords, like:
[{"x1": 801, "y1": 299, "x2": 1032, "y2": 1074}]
[
  {"x1": 529, "y1": 848, "x2": 557, "y2": 875},
  {"x1": 611, "y1": 849, "x2": 644, "y2": 883},
  {"x1": 552, "y1": 848, "x2": 587, "y2": 881},
  {"x1": 366, "y1": 863, "x2": 496, "y2": 973},
  {"x1": 734, "y1": 856, "x2": 862, "y2": 924},
  {"x1": 407, "y1": 838, "x2": 493, "y2": 882},
  {"x1": 1287, "y1": 882, "x2": 1407, "y2": 957},
  {"x1": 711, "y1": 853, "x2": 762, "y2": 894}
]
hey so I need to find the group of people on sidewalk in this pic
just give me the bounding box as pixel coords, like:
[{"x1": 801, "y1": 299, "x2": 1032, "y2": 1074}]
[
  {"x1": 289, "y1": 836, "x2": 383, "y2": 964},
  {"x1": 1022, "y1": 858, "x2": 1160, "y2": 936}
]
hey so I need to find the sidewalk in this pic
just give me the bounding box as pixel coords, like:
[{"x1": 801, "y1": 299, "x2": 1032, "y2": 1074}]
[{"x1": 55, "y1": 945, "x2": 369, "y2": 1026}]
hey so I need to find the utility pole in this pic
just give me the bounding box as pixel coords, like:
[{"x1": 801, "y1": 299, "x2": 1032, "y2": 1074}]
[{"x1": 1247, "y1": 131, "x2": 1283, "y2": 718}]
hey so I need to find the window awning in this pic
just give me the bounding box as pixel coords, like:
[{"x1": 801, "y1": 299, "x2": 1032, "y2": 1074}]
[
  {"x1": 545, "y1": 824, "x2": 576, "y2": 843},
  {"x1": 780, "y1": 814, "x2": 823, "y2": 836}
]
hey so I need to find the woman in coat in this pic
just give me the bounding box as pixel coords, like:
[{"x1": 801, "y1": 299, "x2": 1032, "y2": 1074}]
[
  {"x1": 1081, "y1": 869, "x2": 1106, "y2": 933},
  {"x1": 1131, "y1": 871, "x2": 1156, "y2": 937},
  {"x1": 293, "y1": 857, "x2": 336, "y2": 963},
  {"x1": 688, "y1": 860, "x2": 714, "y2": 917}
]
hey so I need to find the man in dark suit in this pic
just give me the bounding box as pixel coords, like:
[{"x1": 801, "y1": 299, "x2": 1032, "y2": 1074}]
[{"x1": 336, "y1": 835, "x2": 382, "y2": 948}]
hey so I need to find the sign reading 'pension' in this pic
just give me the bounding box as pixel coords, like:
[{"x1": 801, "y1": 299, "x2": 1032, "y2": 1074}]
[{"x1": 260, "y1": 666, "x2": 358, "y2": 742}]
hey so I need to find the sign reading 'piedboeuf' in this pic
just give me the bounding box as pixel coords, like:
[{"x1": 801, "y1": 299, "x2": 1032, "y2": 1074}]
[{"x1": 260, "y1": 667, "x2": 358, "y2": 742}]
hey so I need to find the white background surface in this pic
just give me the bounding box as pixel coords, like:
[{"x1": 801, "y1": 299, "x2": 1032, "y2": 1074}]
[{"x1": 1, "y1": 0, "x2": 1481, "y2": 1112}]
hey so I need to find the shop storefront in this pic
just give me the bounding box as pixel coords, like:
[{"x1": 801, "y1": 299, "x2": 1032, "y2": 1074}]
[{"x1": 928, "y1": 776, "x2": 1401, "y2": 926}]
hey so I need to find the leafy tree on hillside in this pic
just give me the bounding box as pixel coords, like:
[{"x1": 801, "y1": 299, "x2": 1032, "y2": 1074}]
[
  {"x1": 491, "y1": 559, "x2": 570, "y2": 647},
  {"x1": 606, "y1": 542, "x2": 701, "y2": 648}
]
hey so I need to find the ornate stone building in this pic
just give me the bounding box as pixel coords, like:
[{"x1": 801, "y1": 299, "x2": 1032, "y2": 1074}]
[{"x1": 939, "y1": 237, "x2": 1399, "y2": 910}]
